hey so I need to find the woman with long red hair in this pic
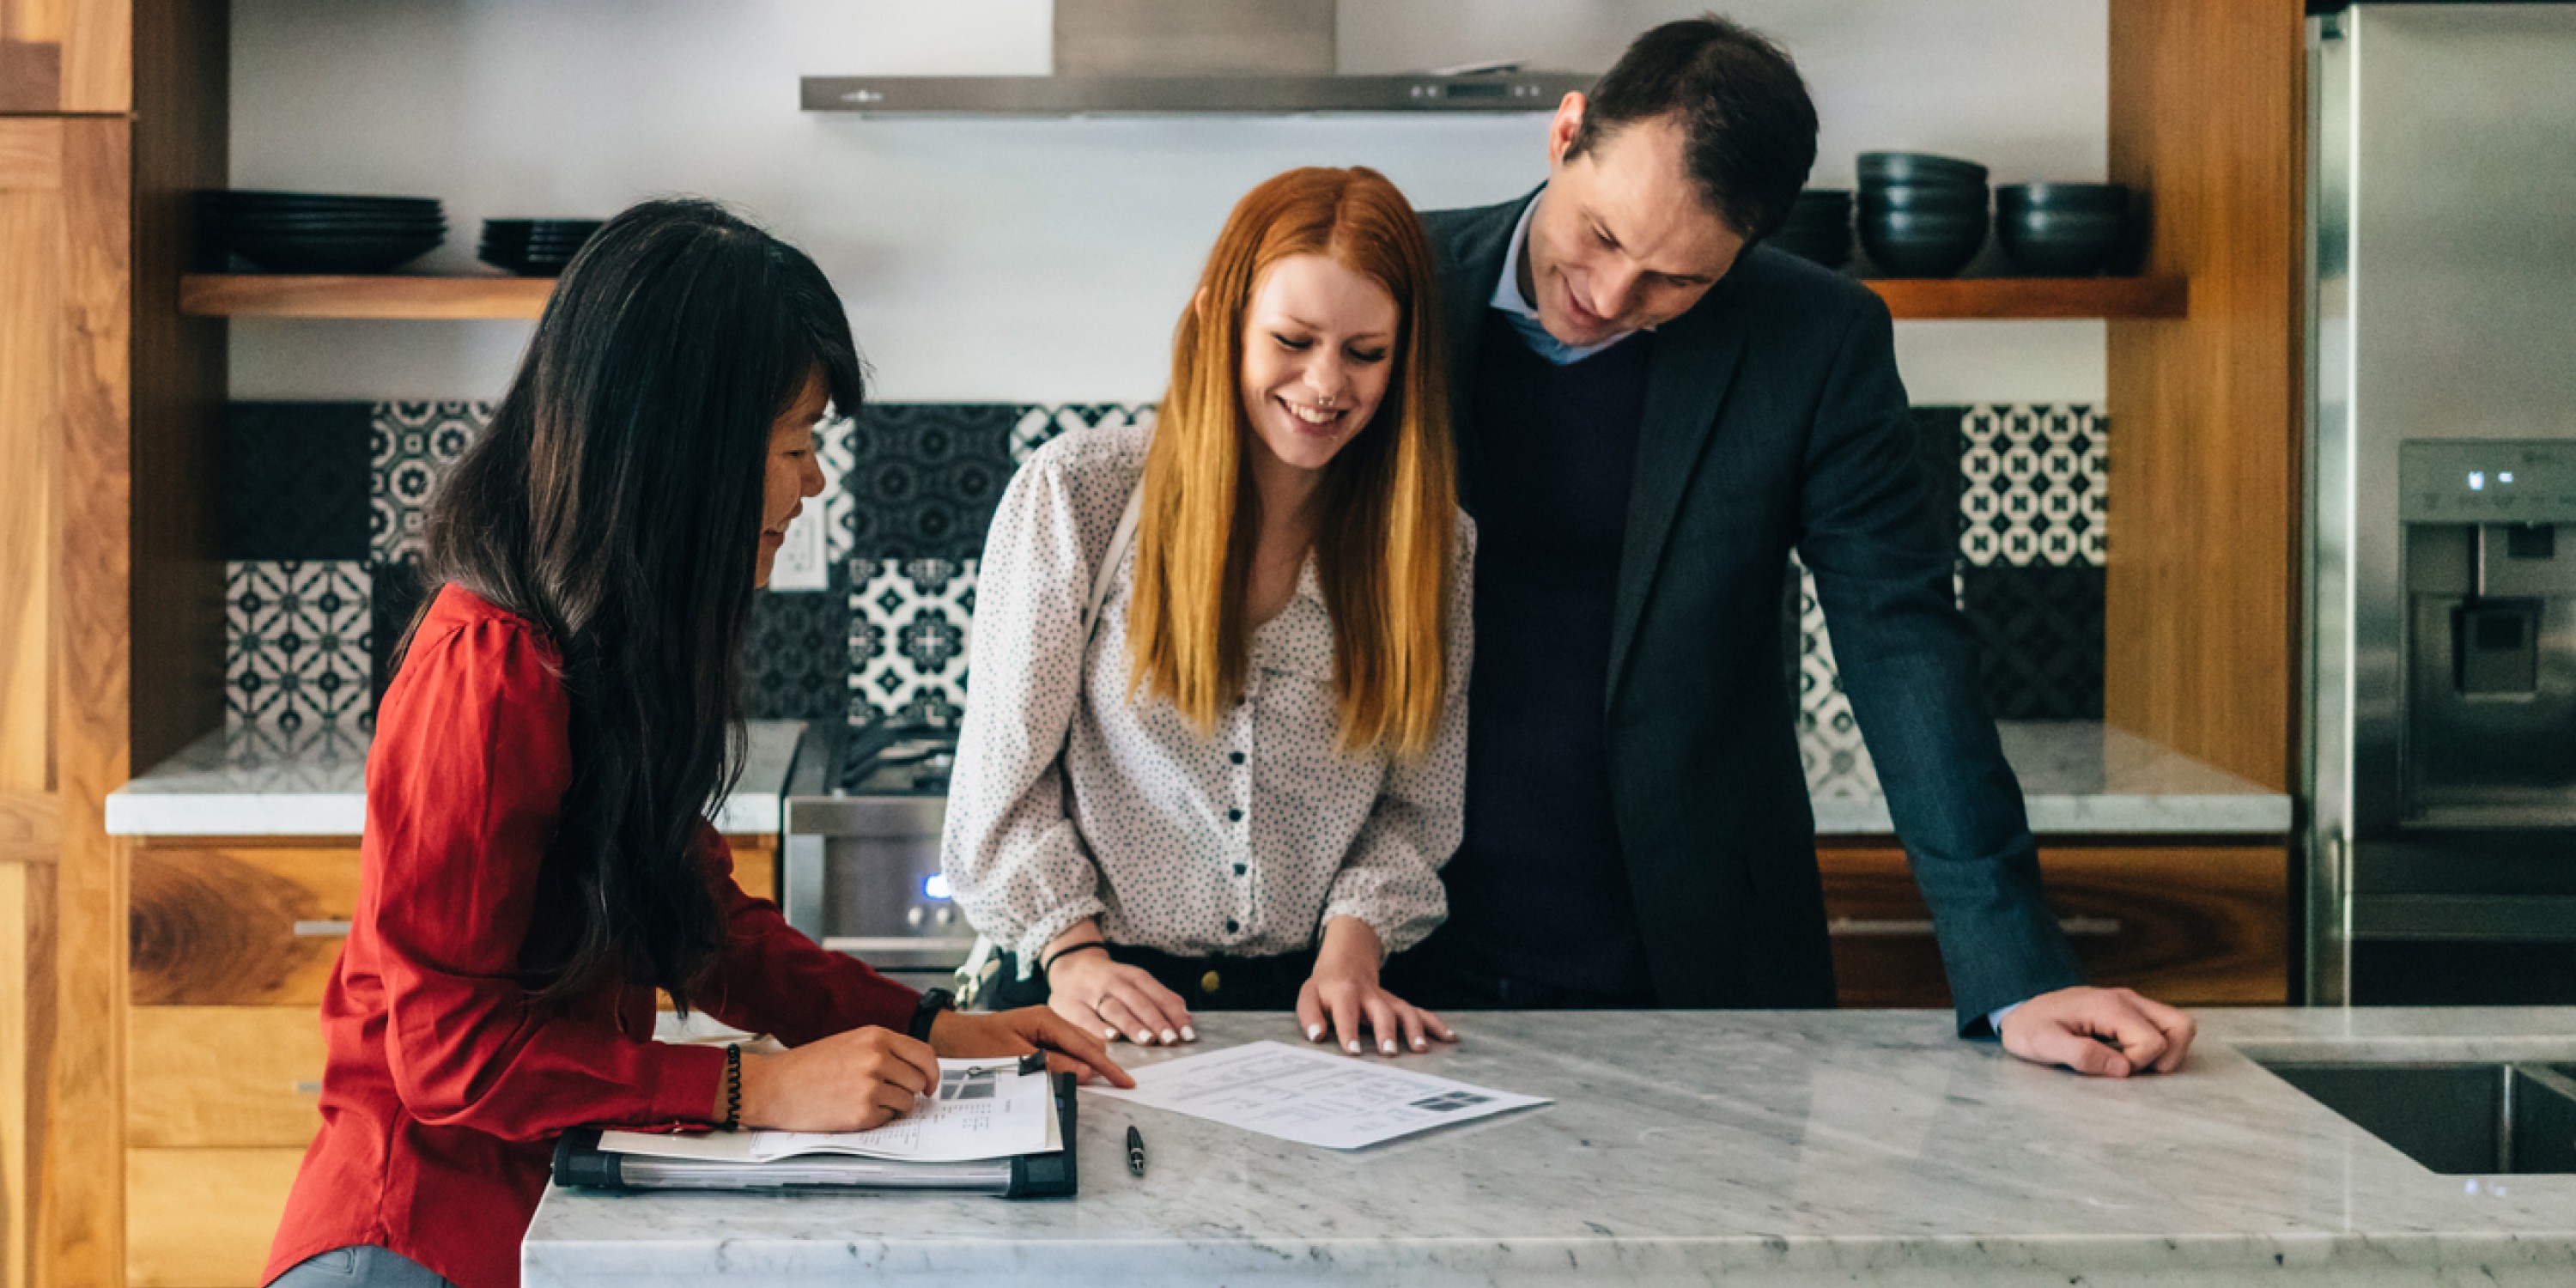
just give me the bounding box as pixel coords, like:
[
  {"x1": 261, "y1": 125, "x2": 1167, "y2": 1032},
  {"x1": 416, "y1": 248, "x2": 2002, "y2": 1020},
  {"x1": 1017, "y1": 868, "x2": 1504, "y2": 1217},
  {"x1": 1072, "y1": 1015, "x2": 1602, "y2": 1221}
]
[{"x1": 943, "y1": 167, "x2": 1473, "y2": 1055}]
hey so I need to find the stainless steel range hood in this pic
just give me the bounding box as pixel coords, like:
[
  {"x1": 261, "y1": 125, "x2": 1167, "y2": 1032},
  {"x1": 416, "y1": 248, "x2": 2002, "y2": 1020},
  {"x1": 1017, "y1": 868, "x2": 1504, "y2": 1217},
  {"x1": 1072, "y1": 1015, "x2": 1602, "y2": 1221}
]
[{"x1": 802, "y1": 0, "x2": 1592, "y2": 117}]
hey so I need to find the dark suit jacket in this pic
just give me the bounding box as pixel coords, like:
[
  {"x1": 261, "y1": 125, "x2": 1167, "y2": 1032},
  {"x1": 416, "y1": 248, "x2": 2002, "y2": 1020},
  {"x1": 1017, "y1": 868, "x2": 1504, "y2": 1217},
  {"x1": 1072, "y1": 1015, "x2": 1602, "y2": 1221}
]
[{"x1": 1425, "y1": 193, "x2": 2084, "y2": 1032}]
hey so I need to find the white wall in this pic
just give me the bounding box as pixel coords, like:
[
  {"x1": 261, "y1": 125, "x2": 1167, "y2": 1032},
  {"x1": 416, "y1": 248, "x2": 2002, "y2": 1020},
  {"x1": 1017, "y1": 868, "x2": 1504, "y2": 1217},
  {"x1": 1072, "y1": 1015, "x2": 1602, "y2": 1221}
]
[{"x1": 228, "y1": 0, "x2": 2108, "y2": 405}]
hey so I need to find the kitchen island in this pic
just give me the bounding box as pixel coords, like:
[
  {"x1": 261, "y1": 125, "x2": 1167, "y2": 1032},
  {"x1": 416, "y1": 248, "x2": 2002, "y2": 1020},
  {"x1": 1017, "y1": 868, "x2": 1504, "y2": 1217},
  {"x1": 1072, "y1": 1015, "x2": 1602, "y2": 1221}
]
[{"x1": 523, "y1": 1008, "x2": 2576, "y2": 1287}]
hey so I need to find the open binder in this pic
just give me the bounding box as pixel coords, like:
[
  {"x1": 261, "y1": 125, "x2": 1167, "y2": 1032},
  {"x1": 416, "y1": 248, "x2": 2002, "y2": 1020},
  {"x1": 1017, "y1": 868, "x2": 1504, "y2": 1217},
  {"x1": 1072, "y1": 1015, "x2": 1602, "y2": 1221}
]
[{"x1": 552, "y1": 1059, "x2": 1079, "y2": 1199}]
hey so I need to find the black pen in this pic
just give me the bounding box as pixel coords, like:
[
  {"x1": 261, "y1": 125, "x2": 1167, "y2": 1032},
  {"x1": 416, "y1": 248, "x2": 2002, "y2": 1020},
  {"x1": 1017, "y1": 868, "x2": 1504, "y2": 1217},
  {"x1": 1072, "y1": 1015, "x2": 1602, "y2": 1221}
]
[{"x1": 1126, "y1": 1125, "x2": 1147, "y2": 1177}]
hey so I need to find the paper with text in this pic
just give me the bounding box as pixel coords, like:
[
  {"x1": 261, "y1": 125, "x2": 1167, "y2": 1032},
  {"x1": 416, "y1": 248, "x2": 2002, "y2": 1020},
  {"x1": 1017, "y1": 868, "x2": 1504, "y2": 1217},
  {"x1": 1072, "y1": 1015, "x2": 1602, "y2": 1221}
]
[
  {"x1": 598, "y1": 1058, "x2": 1054, "y2": 1164},
  {"x1": 1085, "y1": 1041, "x2": 1548, "y2": 1150}
]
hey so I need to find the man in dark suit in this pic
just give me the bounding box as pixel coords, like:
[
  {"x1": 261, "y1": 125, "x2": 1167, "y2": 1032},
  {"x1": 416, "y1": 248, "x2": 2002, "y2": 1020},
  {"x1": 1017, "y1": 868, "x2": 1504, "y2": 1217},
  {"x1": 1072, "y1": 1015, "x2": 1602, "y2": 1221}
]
[{"x1": 1385, "y1": 15, "x2": 2196, "y2": 1077}]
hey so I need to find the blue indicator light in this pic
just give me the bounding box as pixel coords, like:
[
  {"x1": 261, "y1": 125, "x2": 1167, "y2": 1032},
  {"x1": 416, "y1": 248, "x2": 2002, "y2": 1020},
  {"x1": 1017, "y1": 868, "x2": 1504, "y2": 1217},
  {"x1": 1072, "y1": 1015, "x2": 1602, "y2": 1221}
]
[
  {"x1": 922, "y1": 872, "x2": 952, "y2": 901},
  {"x1": 2500, "y1": 471, "x2": 2516, "y2": 484},
  {"x1": 2469, "y1": 471, "x2": 2486, "y2": 491}
]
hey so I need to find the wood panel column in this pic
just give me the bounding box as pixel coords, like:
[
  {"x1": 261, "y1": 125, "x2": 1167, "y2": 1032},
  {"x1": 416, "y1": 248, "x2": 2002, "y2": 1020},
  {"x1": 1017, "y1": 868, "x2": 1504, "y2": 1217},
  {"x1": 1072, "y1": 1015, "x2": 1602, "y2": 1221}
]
[{"x1": 2104, "y1": 0, "x2": 2308, "y2": 791}]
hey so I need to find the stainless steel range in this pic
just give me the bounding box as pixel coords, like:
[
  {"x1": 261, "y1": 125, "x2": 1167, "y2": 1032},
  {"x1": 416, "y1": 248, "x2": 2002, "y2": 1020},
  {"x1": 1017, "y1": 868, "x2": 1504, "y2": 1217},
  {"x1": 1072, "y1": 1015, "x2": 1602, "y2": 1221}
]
[{"x1": 779, "y1": 722, "x2": 969, "y2": 991}]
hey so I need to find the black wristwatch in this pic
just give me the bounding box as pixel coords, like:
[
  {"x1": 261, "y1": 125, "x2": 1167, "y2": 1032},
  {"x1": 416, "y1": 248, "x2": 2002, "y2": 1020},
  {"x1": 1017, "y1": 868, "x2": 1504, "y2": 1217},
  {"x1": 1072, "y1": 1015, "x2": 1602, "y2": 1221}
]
[{"x1": 908, "y1": 987, "x2": 955, "y2": 1042}]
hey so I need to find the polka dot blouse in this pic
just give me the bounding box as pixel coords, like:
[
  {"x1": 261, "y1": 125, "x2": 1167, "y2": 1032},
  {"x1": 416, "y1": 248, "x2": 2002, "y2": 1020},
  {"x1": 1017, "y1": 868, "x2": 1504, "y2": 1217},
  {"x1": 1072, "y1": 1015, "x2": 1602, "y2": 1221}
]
[{"x1": 940, "y1": 421, "x2": 1475, "y2": 975}]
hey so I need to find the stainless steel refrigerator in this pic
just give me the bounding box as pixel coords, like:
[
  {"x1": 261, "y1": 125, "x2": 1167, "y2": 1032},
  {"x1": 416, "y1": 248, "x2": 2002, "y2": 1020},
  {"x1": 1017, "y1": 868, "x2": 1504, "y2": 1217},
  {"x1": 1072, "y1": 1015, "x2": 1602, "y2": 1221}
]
[{"x1": 2307, "y1": 3, "x2": 2576, "y2": 1004}]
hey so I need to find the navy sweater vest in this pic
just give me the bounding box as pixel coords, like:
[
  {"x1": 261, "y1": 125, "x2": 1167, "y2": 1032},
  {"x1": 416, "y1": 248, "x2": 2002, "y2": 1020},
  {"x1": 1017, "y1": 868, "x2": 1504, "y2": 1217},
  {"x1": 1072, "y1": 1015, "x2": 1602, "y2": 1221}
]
[{"x1": 1438, "y1": 311, "x2": 1658, "y2": 997}]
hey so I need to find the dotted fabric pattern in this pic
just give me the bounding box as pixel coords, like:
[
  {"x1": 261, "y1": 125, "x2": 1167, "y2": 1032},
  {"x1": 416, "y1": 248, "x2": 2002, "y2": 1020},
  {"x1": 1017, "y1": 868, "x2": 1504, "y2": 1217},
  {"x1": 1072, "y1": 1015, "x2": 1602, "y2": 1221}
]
[{"x1": 939, "y1": 421, "x2": 1477, "y2": 972}]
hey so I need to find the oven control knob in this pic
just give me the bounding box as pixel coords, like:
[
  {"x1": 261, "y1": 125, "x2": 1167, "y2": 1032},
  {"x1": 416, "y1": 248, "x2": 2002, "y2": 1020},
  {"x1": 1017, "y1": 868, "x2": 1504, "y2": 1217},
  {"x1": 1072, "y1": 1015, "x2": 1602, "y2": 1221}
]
[
  {"x1": 933, "y1": 906, "x2": 956, "y2": 927},
  {"x1": 906, "y1": 906, "x2": 926, "y2": 928}
]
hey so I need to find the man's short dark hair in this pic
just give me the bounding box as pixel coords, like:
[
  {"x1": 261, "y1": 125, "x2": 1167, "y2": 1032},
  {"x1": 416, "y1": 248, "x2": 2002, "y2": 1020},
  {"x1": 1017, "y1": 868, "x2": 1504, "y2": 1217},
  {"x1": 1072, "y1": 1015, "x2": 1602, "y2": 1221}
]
[{"x1": 1568, "y1": 15, "x2": 1820, "y2": 240}]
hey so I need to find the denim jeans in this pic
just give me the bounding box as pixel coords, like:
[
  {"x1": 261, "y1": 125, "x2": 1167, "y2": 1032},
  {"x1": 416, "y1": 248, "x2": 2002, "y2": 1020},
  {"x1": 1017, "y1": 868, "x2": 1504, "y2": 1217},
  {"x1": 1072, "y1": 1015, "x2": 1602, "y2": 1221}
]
[{"x1": 268, "y1": 1246, "x2": 454, "y2": 1288}]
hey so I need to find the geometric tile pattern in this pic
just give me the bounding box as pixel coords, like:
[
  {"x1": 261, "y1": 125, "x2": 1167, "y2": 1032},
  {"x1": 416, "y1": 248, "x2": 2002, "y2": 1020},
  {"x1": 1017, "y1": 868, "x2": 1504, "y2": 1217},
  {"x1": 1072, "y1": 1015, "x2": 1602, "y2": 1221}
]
[
  {"x1": 370, "y1": 401, "x2": 491, "y2": 565},
  {"x1": 224, "y1": 402, "x2": 374, "y2": 561},
  {"x1": 849, "y1": 557, "x2": 977, "y2": 727},
  {"x1": 1792, "y1": 556, "x2": 1880, "y2": 799},
  {"x1": 1009, "y1": 403, "x2": 1157, "y2": 466},
  {"x1": 818, "y1": 410, "x2": 860, "y2": 566},
  {"x1": 744, "y1": 562, "x2": 854, "y2": 722},
  {"x1": 1958, "y1": 404, "x2": 2106, "y2": 567},
  {"x1": 1796, "y1": 404, "x2": 2109, "y2": 794},
  {"x1": 843, "y1": 404, "x2": 1018, "y2": 564},
  {"x1": 226, "y1": 560, "x2": 374, "y2": 734},
  {"x1": 1959, "y1": 564, "x2": 2106, "y2": 720}
]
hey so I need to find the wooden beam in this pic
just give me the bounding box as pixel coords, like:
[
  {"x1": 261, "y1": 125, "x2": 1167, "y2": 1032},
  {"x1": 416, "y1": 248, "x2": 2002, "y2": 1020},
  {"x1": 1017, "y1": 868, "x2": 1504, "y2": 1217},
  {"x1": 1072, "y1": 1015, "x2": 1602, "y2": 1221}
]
[
  {"x1": 41, "y1": 114, "x2": 132, "y2": 1288},
  {"x1": 0, "y1": 122, "x2": 64, "y2": 806},
  {"x1": 0, "y1": 796, "x2": 54, "y2": 867},
  {"x1": 1865, "y1": 275, "x2": 2187, "y2": 320},
  {"x1": 179, "y1": 274, "x2": 556, "y2": 320},
  {"x1": 2104, "y1": 0, "x2": 2306, "y2": 791}
]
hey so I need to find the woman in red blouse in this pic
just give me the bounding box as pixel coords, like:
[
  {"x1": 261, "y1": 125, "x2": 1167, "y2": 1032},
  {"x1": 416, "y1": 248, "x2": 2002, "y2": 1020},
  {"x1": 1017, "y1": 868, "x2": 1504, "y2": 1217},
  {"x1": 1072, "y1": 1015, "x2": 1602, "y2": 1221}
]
[{"x1": 264, "y1": 200, "x2": 1128, "y2": 1288}]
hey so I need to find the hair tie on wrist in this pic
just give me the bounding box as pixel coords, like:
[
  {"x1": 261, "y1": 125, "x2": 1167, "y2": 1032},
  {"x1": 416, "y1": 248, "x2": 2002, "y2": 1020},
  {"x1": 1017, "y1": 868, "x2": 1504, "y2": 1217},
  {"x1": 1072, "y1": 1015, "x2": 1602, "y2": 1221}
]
[
  {"x1": 1040, "y1": 940, "x2": 1109, "y2": 976},
  {"x1": 720, "y1": 1043, "x2": 743, "y2": 1132}
]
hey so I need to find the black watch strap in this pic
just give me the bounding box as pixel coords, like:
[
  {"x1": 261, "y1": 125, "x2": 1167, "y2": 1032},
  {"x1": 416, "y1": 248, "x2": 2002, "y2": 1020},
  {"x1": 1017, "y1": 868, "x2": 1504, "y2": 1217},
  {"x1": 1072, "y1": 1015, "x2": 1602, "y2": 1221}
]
[{"x1": 908, "y1": 987, "x2": 955, "y2": 1042}]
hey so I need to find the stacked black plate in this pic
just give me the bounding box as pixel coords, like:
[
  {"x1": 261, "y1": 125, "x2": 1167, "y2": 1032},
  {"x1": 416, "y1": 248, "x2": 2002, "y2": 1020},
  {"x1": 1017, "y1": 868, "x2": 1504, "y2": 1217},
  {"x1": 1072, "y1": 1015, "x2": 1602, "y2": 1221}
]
[
  {"x1": 1856, "y1": 152, "x2": 1990, "y2": 279},
  {"x1": 200, "y1": 191, "x2": 446, "y2": 273},
  {"x1": 1996, "y1": 183, "x2": 2130, "y2": 276},
  {"x1": 479, "y1": 220, "x2": 604, "y2": 276},
  {"x1": 1767, "y1": 189, "x2": 1853, "y2": 268}
]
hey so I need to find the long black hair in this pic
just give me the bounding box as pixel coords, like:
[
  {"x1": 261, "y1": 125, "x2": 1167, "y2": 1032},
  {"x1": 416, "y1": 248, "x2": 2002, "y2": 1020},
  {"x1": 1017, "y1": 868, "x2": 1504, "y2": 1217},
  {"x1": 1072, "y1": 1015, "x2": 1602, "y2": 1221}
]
[{"x1": 403, "y1": 198, "x2": 865, "y2": 1010}]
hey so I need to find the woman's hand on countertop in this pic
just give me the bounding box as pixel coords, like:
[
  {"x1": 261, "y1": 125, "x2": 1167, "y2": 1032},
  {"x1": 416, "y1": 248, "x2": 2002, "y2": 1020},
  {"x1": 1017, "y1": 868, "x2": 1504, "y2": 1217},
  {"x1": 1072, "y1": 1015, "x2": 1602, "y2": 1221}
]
[
  {"x1": 1043, "y1": 927, "x2": 1199, "y2": 1047},
  {"x1": 928, "y1": 1007, "x2": 1135, "y2": 1088},
  {"x1": 1299, "y1": 917, "x2": 1457, "y2": 1057},
  {"x1": 732, "y1": 1025, "x2": 939, "y2": 1132}
]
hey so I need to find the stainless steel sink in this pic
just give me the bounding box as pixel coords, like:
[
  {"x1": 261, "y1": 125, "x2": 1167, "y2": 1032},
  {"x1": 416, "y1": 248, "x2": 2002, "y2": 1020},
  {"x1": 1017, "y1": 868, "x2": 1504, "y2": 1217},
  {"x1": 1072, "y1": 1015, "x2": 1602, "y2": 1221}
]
[{"x1": 2258, "y1": 1060, "x2": 2576, "y2": 1174}]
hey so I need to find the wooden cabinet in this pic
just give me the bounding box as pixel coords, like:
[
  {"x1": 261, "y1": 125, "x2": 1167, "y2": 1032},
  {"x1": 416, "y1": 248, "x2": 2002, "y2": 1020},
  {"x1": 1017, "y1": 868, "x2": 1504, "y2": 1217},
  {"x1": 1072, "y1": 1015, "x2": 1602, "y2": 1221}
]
[
  {"x1": 116, "y1": 831, "x2": 777, "y2": 1286},
  {"x1": 1821, "y1": 841, "x2": 2291, "y2": 1008},
  {"x1": 130, "y1": 846, "x2": 362, "y2": 1006},
  {"x1": 0, "y1": 0, "x2": 129, "y2": 113},
  {"x1": 125, "y1": 1149, "x2": 304, "y2": 1288}
]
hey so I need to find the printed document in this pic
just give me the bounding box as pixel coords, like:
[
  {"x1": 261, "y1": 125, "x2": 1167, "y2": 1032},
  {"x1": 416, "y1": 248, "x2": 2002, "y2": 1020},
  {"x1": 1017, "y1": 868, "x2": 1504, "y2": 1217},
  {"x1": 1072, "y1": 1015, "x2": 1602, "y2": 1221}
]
[
  {"x1": 1086, "y1": 1041, "x2": 1548, "y2": 1149},
  {"x1": 598, "y1": 1058, "x2": 1054, "y2": 1164}
]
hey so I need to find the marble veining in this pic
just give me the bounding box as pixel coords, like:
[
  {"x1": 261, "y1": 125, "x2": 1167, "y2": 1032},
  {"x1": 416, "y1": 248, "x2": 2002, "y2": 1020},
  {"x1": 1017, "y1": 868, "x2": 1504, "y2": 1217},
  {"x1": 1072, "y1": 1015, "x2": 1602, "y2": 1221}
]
[
  {"x1": 1813, "y1": 720, "x2": 2290, "y2": 835},
  {"x1": 524, "y1": 1009, "x2": 2576, "y2": 1287},
  {"x1": 104, "y1": 719, "x2": 806, "y2": 835}
]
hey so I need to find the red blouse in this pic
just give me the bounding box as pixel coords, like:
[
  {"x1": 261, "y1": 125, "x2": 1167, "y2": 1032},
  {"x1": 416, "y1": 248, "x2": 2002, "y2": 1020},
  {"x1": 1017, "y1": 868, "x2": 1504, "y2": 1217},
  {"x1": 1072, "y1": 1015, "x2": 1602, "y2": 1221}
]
[{"x1": 265, "y1": 586, "x2": 919, "y2": 1288}]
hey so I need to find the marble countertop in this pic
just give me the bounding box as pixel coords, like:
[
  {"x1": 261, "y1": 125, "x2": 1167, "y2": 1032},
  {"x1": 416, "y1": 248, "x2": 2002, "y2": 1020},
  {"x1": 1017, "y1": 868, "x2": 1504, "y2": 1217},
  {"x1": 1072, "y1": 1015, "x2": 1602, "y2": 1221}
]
[
  {"x1": 525, "y1": 1008, "x2": 2576, "y2": 1288},
  {"x1": 100, "y1": 715, "x2": 2287, "y2": 840},
  {"x1": 1811, "y1": 719, "x2": 2290, "y2": 835},
  {"x1": 102, "y1": 720, "x2": 806, "y2": 836}
]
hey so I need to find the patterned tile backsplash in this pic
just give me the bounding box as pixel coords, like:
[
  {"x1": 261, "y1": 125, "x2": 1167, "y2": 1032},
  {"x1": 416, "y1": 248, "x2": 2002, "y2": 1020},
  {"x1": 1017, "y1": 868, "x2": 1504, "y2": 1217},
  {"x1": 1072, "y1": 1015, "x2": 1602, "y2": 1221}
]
[
  {"x1": 226, "y1": 560, "x2": 374, "y2": 733},
  {"x1": 850, "y1": 558, "x2": 977, "y2": 726},
  {"x1": 221, "y1": 401, "x2": 2108, "y2": 770}
]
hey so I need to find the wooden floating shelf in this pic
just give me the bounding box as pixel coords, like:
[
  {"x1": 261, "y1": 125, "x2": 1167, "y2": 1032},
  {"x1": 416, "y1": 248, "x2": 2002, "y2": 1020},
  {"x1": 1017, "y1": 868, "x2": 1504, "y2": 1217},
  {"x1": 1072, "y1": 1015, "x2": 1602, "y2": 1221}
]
[
  {"x1": 178, "y1": 273, "x2": 2187, "y2": 323},
  {"x1": 179, "y1": 274, "x2": 556, "y2": 319},
  {"x1": 1862, "y1": 275, "x2": 2187, "y2": 320}
]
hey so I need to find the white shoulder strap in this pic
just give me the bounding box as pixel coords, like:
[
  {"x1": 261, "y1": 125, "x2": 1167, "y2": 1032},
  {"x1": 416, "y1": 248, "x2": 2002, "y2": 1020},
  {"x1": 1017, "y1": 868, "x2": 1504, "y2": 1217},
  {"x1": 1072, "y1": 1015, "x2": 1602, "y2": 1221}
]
[
  {"x1": 958, "y1": 477, "x2": 1143, "y2": 1007},
  {"x1": 1084, "y1": 482, "x2": 1144, "y2": 645}
]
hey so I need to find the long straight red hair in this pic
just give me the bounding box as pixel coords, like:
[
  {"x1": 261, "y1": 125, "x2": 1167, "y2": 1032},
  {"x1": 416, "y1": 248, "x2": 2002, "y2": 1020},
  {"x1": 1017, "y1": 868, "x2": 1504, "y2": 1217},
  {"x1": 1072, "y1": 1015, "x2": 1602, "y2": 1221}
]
[{"x1": 1125, "y1": 166, "x2": 1458, "y2": 758}]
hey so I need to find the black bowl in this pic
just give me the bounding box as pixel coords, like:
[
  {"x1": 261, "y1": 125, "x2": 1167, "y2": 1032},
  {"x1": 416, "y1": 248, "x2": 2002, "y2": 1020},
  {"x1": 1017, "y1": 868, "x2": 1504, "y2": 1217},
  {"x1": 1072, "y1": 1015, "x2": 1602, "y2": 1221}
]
[
  {"x1": 1858, "y1": 184, "x2": 1989, "y2": 215},
  {"x1": 215, "y1": 215, "x2": 448, "y2": 234},
  {"x1": 225, "y1": 232, "x2": 445, "y2": 274},
  {"x1": 1996, "y1": 207, "x2": 2126, "y2": 276},
  {"x1": 1996, "y1": 182, "x2": 2129, "y2": 213},
  {"x1": 1856, "y1": 207, "x2": 1989, "y2": 278},
  {"x1": 1857, "y1": 151, "x2": 1989, "y2": 186},
  {"x1": 203, "y1": 192, "x2": 442, "y2": 219}
]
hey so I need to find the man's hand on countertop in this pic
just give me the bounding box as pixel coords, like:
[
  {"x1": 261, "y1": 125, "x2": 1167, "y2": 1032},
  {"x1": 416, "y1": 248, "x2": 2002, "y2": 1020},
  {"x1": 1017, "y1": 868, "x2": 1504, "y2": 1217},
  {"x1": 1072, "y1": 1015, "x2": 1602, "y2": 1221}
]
[{"x1": 1998, "y1": 986, "x2": 2197, "y2": 1077}]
